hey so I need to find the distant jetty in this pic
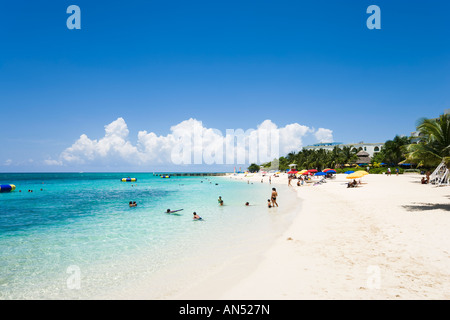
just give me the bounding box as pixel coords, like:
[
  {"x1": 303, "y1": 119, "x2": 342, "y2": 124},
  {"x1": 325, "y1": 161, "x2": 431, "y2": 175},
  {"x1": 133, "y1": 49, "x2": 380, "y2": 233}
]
[{"x1": 153, "y1": 173, "x2": 227, "y2": 177}]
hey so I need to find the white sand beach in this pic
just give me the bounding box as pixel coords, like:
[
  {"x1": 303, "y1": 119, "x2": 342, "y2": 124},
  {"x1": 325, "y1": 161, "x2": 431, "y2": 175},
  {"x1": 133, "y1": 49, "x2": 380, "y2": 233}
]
[{"x1": 176, "y1": 172, "x2": 450, "y2": 300}]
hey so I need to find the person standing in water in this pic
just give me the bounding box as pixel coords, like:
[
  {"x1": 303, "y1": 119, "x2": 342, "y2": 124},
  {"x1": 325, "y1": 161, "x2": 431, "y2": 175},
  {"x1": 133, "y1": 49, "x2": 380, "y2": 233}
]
[{"x1": 271, "y1": 188, "x2": 278, "y2": 207}]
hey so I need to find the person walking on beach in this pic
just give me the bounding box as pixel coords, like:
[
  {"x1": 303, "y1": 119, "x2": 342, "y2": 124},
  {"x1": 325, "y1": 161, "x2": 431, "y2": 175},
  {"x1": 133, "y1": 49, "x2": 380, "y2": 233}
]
[
  {"x1": 269, "y1": 176, "x2": 271, "y2": 184},
  {"x1": 271, "y1": 188, "x2": 278, "y2": 207},
  {"x1": 387, "y1": 167, "x2": 391, "y2": 176},
  {"x1": 396, "y1": 168, "x2": 399, "y2": 176}
]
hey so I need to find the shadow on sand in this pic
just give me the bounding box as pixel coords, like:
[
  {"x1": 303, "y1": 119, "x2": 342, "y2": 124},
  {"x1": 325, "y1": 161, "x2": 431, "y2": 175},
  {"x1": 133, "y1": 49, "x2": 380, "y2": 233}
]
[{"x1": 403, "y1": 202, "x2": 450, "y2": 212}]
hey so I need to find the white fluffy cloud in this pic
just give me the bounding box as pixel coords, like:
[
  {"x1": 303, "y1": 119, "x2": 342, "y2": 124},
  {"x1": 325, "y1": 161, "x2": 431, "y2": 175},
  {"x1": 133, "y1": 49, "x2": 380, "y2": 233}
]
[
  {"x1": 314, "y1": 128, "x2": 334, "y2": 143},
  {"x1": 46, "y1": 118, "x2": 333, "y2": 167}
]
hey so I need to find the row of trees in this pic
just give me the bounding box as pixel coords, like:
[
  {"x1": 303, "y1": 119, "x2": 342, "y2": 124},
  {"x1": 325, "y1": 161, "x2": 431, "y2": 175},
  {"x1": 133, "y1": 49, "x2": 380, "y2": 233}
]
[{"x1": 253, "y1": 113, "x2": 449, "y2": 172}]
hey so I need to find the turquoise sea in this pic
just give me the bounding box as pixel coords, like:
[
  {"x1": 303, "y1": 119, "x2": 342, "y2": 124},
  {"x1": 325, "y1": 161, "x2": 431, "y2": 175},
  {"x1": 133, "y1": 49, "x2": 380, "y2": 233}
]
[{"x1": 0, "y1": 173, "x2": 298, "y2": 299}]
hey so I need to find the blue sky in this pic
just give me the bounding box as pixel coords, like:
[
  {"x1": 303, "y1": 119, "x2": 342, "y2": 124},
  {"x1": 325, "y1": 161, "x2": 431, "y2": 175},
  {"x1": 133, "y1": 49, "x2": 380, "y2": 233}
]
[{"x1": 0, "y1": 0, "x2": 449, "y2": 171}]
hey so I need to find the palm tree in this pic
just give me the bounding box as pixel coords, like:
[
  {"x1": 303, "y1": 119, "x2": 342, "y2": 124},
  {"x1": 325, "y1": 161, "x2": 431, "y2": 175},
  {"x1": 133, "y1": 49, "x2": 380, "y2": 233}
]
[
  {"x1": 340, "y1": 146, "x2": 357, "y2": 165},
  {"x1": 380, "y1": 135, "x2": 410, "y2": 165},
  {"x1": 404, "y1": 114, "x2": 450, "y2": 166}
]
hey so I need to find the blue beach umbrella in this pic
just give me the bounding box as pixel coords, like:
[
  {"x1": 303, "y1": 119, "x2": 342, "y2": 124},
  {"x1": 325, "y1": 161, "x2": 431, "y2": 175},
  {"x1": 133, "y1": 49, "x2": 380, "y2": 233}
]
[
  {"x1": 315, "y1": 172, "x2": 326, "y2": 176},
  {"x1": 326, "y1": 170, "x2": 336, "y2": 174},
  {"x1": 345, "y1": 171, "x2": 355, "y2": 174}
]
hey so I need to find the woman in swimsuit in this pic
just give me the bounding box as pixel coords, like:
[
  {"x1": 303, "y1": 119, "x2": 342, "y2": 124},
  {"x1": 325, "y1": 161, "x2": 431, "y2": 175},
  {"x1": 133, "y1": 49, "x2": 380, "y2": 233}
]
[{"x1": 271, "y1": 188, "x2": 278, "y2": 207}]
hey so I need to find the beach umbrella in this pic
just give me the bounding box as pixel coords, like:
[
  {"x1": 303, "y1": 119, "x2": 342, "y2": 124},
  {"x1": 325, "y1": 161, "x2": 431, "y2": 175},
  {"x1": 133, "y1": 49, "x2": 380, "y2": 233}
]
[
  {"x1": 287, "y1": 170, "x2": 298, "y2": 174},
  {"x1": 308, "y1": 169, "x2": 318, "y2": 173},
  {"x1": 345, "y1": 171, "x2": 355, "y2": 174},
  {"x1": 346, "y1": 171, "x2": 366, "y2": 179},
  {"x1": 299, "y1": 170, "x2": 308, "y2": 174},
  {"x1": 326, "y1": 170, "x2": 336, "y2": 174},
  {"x1": 315, "y1": 172, "x2": 326, "y2": 176},
  {"x1": 302, "y1": 171, "x2": 310, "y2": 175},
  {"x1": 323, "y1": 168, "x2": 332, "y2": 172}
]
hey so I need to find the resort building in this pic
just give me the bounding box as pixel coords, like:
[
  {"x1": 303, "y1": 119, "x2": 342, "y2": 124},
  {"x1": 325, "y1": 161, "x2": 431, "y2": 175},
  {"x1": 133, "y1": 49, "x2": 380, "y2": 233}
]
[{"x1": 303, "y1": 142, "x2": 384, "y2": 157}]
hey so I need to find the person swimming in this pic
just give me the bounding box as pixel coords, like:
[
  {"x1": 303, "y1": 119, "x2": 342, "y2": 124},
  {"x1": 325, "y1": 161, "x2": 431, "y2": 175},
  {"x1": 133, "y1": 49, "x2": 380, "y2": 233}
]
[
  {"x1": 193, "y1": 212, "x2": 202, "y2": 220},
  {"x1": 166, "y1": 209, "x2": 183, "y2": 214},
  {"x1": 245, "y1": 202, "x2": 249, "y2": 206}
]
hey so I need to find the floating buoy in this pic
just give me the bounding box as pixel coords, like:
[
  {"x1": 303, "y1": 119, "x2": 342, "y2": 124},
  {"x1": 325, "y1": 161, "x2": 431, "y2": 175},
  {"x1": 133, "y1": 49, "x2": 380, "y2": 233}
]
[
  {"x1": 121, "y1": 178, "x2": 137, "y2": 182},
  {"x1": 160, "y1": 175, "x2": 170, "y2": 179},
  {"x1": 0, "y1": 184, "x2": 16, "y2": 193}
]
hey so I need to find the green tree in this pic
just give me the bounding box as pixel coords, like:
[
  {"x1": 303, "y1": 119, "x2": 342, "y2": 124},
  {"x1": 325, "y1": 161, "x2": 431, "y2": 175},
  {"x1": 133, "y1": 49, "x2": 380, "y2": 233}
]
[
  {"x1": 247, "y1": 163, "x2": 261, "y2": 173},
  {"x1": 404, "y1": 114, "x2": 450, "y2": 166},
  {"x1": 376, "y1": 135, "x2": 410, "y2": 165}
]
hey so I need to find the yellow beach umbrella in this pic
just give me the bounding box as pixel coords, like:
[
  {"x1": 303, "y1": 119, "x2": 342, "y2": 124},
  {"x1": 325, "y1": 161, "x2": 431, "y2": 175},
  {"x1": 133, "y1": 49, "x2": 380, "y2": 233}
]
[
  {"x1": 346, "y1": 171, "x2": 366, "y2": 179},
  {"x1": 299, "y1": 170, "x2": 308, "y2": 174}
]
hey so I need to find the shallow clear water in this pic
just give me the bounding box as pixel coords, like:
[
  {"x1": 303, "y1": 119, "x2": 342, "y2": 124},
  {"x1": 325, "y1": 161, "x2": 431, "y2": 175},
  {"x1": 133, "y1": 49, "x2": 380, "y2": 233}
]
[{"x1": 0, "y1": 173, "x2": 297, "y2": 299}]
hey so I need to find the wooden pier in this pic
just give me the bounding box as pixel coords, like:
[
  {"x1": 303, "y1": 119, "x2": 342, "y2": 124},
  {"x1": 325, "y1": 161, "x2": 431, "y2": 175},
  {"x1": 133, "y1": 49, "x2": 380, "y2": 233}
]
[{"x1": 153, "y1": 173, "x2": 228, "y2": 177}]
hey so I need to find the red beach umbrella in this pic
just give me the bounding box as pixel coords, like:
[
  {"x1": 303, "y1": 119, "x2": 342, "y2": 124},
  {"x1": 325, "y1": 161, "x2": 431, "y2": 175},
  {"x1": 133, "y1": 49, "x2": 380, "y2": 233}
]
[{"x1": 307, "y1": 169, "x2": 318, "y2": 173}]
